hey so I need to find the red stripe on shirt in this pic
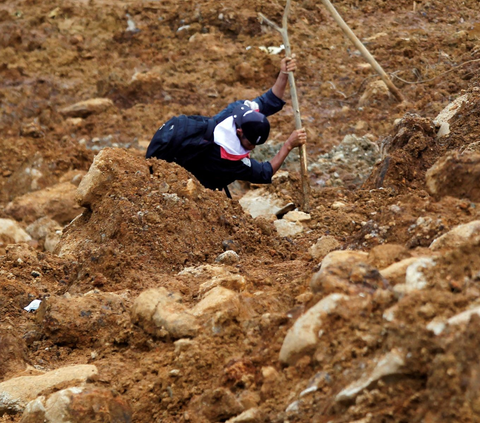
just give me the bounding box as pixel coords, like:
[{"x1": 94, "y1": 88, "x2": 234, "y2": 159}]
[{"x1": 220, "y1": 147, "x2": 250, "y2": 161}]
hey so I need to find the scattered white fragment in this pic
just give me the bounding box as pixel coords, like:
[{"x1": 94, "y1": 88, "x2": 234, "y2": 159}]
[
  {"x1": 24, "y1": 300, "x2": 42, "y2": 312},
  {"x1": 300, "y1": 386, "x2": 317, "y2": 397},
  {"x1": 126, "y1": 13, "x2": 138, "y2": 32},
  {"x1": 258, "y1": 44, "x2": 285, "y2": 55}
]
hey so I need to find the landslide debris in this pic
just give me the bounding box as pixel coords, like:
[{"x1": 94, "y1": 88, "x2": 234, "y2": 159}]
[{"x1": 1, "y1": 0, "x2": 480, "y2": 422}]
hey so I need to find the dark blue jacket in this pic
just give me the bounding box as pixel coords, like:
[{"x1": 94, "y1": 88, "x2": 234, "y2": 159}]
[{"x1": 146, "y1": 89, "x2": 285, "y2": 192}]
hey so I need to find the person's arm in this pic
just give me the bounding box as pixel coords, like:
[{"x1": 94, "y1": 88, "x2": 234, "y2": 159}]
[
  {"x1": 271, "y1": 56, "x2": 297, "y2": 100},
  {"x1": 269, "y1": 128, "x2": 307, "y2": 174}
]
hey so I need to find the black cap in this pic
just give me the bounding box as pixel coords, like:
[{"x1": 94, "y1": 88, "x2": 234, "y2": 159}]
[{"x1": 232, "y1": 105, "x2": 270, "y2": 145}]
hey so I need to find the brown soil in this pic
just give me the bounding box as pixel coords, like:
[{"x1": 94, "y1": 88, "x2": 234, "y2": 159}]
[{"x1": 2, "y1": 0, "x2": 480, "y2": 422}]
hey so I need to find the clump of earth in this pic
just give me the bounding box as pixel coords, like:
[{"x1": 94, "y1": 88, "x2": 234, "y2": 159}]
[{"x1": 1, "y1": 0, "x2": 480, "y2": 422}]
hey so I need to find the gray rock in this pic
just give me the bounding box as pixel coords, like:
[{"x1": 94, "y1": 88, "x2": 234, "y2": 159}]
[{"x1": 216, "y1": 250, "x2": 240, "y2": 264}]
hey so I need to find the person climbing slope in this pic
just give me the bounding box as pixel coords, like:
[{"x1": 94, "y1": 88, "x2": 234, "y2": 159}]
[{"x1": 146, "y1": 56, "x2": 307, "y2": 197}]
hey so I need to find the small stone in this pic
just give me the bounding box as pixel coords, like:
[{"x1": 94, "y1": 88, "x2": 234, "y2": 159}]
[
  {"x1": 191, "y1": 287, "x2": 237, "y2": 317},
  {"x1": 274, "y1": 220, "x2": 304, "y2": 237},
  {"x1": 283, "y1": 211, "x2": 311, "y2": 222},
  {"x1": 0, "y1": 218, "x2": 31, "y2": 243},
  {"x1": 309, "y1": 236, "x2": 341, "y2": 260},
  {"x1": 59, "y1": 98, "x2": 114, "y2": 118},
  {"x1": 335, "y1": 350, "x2": 405, "y2": 402},
  {"x1": 215, "y1": 250, "x2": 240, "y2": 264},
  {"x1": 331, "y1": 201, "x2": 347, "y2": 210}
]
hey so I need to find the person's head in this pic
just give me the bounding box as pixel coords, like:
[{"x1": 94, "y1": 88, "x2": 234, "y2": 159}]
[{"x1": 233, "y1": 105, "x2": 270, "y2": 150}]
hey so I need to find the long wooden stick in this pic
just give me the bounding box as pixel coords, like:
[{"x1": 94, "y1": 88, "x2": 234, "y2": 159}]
[
  {"x1": 259, "y1": 0, "x2": 311, "y2": 212},
  {"x1": 320, "y1": 0, "x2": 404, "y2": 103}
]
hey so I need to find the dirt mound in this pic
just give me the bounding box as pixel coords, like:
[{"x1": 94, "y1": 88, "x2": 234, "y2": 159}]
[{"x1": 55, "y1": 148, "x2": 298, "y2": 292}]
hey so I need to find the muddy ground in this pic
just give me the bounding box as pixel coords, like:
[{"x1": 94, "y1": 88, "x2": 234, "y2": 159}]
[{"x1": 1, "y1": 0, "x2": 480, "y2": 422}]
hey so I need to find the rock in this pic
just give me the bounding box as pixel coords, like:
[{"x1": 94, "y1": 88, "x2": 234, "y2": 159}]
[
  {"x1": 20, "y1": 386, "x2": 132, "y2": 423},
  {"x1": 37, "y1": 292, "x2": 129, "y2": 347},
  {"x1": 393, "y1": 257, "x2": 436, "y2": 294},
  {"x1": 44, "y1": 230, "x2": 62, "y2": 252},
  {"x1": 174, "y1": 338, "x2": 198, "y2": 354},
  {"x1": 308, "y1": 235, "x2": 341, "y2": 260},
  {"x1": 239, "y1": 188, "x2": 286, "y2": 218},
  {"x1": 76, "y1": 149, "x2": 114, "y2": 208},
  {"x1": 331, "y1": 201, "x2": 347, "y2": 210},
  {"x1": 312, "y1": 134, "x2": 382, "y2": 188},
  {"x1": 274, "y1": 201, "x2": 295, "y2": 217},
  {"x1": 20, "y1": 121, "x2": 44, "y2": 138},
  {"x1": 5, "y1": 182, "x2": 83, "y2": 225},
  {"x1": 359, "y1": 80, "x2": 390, "y2": 107},
  {"x1": 25, "y1": 216, "x2": 62, "y2": 252},
  {"x1": 130, "y1": 69, "x2": 163, "y2": 88},
  {"x1": 379, "y1": 256, "x2": 427, "y2": 285},
  {"x1": 427, "y1": 305, "x2": 480, "y2": 335},
  {"x1": 59, "y1": 98, "x2": 114, "y2": 118},
  {"x1": 194, "y1": 388, "x2": 244, "y2": 422},
  {"x1": 225, "y1": 407, "x2": 265, "y2": 423},
  {"x1": 216, "y1": 250, "x2": 240, "y2": 264},
  {"x1": 0, "y1": 365, "x2": 97, "y2": 414},
  {"x1": 131, "y1": 288, "x2": 199, "y2": 339},
  {"x1": 436, "y1": 121, "x2": 450, "y2": 138},
  {"x1": 383, "y1": 304, "x2": 398, "y2": 322},
  {"x1": 0, "y1": 218, "x2": 31, "y2": 243},
  {"x1": 426, "y1": 152, "x2": 480, "y2": 201},
  {"x1": 237, "y1": 391, "x2": 261, "y2": 410},
  {"x1": 283, "y1": 211, "x2": 311, "y2": 222},
  {"x1": 260, "y1": 366, "x2": 284, "y2": 398},
  {"x1": 25, "y1": 217, "x2": 61, "y2": 241},
  {"x1": 430, "y1": 220, "x2": 480, "y2": 251},
  {"x1": 273, "y1": 220, "x2": 304, "y2": 237},
  {"x1": 335, "y1": 350, "x2": 405, "y2": 403},
  {"x1": 198, "y1": 274, "x2": 246, "y2": 296},
  {"x1": 178, "y1": 264, "x2": 230, "y2": 278},
  {"x1": 310, "y1": 250, "x2": 369, "y2": 294},
  {"x1": 279, "y1": 293, "x2": 349, "y2": 365},
  {"x1": 433, "y1": 93, "x2": 469, "y2": 127},
  {"x1": 191, "y1": 286, "x2": 237, "y2": 317}
]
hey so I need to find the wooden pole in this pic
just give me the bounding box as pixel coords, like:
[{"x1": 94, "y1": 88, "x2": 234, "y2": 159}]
[
  {"x1": 320, "y1": 0, "x2": 405, "y2": 103},
  {"x1": 259, "y1": 0, "x2": 311, "y2": 212}
]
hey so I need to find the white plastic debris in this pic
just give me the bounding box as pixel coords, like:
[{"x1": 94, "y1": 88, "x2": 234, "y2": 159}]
[
  {"x1": 126, "y1": 13, "x2": 138, "y2": 33},
  {"x1": 177, "y1": 25, "x2": 190, "y2": 33},
  {"x1": 24, "y1": 299, "x2": 42, "y2": 312},
  {"x1": 259, "y1": 44, "x2": 285, "y2": 55}
]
